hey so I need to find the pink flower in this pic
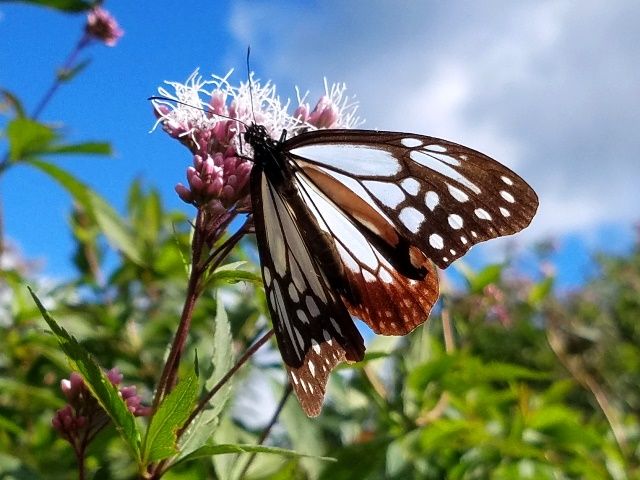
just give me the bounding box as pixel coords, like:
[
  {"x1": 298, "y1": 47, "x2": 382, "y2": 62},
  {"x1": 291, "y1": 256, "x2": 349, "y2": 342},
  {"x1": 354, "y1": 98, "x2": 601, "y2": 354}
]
[
  {"x1": 152, "y1": 70, "x2": 361, "y2": 209},
  {"x1": 85, "y1": 7, "x2": 124, "y2": 47}
]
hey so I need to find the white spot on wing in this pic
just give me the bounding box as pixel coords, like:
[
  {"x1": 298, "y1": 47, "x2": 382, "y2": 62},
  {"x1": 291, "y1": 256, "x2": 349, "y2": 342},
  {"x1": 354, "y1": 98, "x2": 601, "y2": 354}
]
[
  {"x1": 379, "y1": 268, "x2": 393, "y2": 284},
  {"x1": 363, "y1": 181, "x2": 406, "y2": 208},
  {"x1": 461, "y1": 236, "x2": 468, "y2": 244},
  {"x1": 448, "y1": 214, "x2": 464, "y2": 230},
  {"x1": 309, "y1": 361, "x2": 316, "y2": 377},
  {"x1": 500, "y1": 191, "x2": 515, "y2": 203},
  {"x1": 429, "y1": 233, "x2": 444, "y2": 249},
  {"x1": 263, "y1": 267, "x2": 272, "y2": 286},
  {"x1": 501, "y1": 175, "x2": 514, "y2": 186},
  {"x1": 306, "y1": 296, "x2": 320, "y2": 318},
  {"x1": 401, "y1": 137, "x2": 422, "y2": 147},
  {"x1": 323, "y1": 329, "x2": 331, "y2": 342},
  {"x1": 424, "y1": 144, "x2": 447, "y2": 153},
  {"x1": 330, "y1": 317, "x2": 343, "y2": 336},
  {"x1": 500, "y1": 207, "x2": 511, "y2": 217},
  {"x1": 474, "y1": 208, "x2": 492, "y2": 221},
  {"x1": 448, "y1": 184, "x2": 469, "y2": 202},
  {"x1": 297, "y1": 309, "x2": 309, "y2": 324},
  {"x1": 400, "y1": 177, "x2": 420, "y2": 196},
  {"x1": 399, "y1": 207, "x2": 425, "y2": 234},
  {"x1": 363, "y1": 270, "x2": 376, "y2": 282},
  {"x1": 312, "y1": 339, "x2": 321, "y2": 354},
  {"x1": 288, "y1": 283, "x2": 299, "y2": 302},
  {"x1": 425, "y1": 191, "x2": 439, "y2": 210}
]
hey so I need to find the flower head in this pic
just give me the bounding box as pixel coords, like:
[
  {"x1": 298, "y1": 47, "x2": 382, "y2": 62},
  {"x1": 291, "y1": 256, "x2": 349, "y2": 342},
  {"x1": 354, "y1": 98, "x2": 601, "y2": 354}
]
[
  {"x1": 85, "y1": 7, "x2": 124, "y2": 47},
  {"x1": 52, "y1": 368, "x2": 149, "y2": 448},
  {"x1": 152, "y1": 70, "x2": 361, "y2": 209}
]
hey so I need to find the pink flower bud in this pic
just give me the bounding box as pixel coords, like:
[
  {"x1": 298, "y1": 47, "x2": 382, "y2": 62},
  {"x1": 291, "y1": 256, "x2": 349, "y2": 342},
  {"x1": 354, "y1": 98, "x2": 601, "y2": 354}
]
[
  {"x1": 85, "y1": 7, "x2": 124, "y2": 47},
  {"x1": 176, "y1": 184, "x2": 194, "y2": 203},
  {"x1": 119, "y1": 386, "x2": 137, "y2": 399},
  {"x1": 107, "y1": 368, "x2": 123, "y2": 385}
]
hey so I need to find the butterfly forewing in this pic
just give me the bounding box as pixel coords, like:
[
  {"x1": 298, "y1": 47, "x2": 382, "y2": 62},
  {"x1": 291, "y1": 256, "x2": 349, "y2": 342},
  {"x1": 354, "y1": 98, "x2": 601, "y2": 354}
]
[
  {"x1": 286, "y1": 129, "x2": 539, "y2": 269},
  {"x1": 250, "y1": 167, "x2": 365, "y2": 416}
]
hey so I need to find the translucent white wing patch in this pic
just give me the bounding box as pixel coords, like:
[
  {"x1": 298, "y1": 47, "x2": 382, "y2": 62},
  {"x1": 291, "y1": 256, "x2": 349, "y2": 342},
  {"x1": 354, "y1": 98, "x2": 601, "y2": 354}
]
[{"x1": 294, "y1": 171, "x2": 439, "y2": 335}]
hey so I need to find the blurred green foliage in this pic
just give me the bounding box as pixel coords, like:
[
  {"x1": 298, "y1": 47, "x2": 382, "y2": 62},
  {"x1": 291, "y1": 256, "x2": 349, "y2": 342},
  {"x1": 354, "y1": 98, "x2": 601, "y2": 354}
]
[{"x1": 1, "y1": 175, "x2": 639, "y2": 478}]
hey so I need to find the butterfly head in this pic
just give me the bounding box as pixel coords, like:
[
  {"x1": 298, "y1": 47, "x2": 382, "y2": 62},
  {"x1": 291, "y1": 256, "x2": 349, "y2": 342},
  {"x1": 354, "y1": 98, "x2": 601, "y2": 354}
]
[{"x1": 244, "y1": 123, "x2": 281, "y2": 161}]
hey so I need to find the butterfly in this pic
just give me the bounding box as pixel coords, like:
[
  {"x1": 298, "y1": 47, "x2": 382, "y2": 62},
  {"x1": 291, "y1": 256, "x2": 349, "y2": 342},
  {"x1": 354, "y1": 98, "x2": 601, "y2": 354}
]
[{"x1": 245, "y1": 124, "x2": 538, "y2": 417}]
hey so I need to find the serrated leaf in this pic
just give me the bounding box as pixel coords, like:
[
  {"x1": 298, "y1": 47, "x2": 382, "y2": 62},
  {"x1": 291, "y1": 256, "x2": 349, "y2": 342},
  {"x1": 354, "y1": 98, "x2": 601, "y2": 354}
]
[
  {"x1": 29, "y1": 288, "x2": 141, "y2": 460},
  {"x1": 6, "y1": 117, "x2": 56, "y2": 161},
  {"x1": 27, "y1": 159, "x2": 144, "y2": 264},
  {"x1": 143, "y1": 369, "x2": 199, "y2": 463},
  {"x1": 176, "y1": 444, "x2": 336, "y2": 466},
  {"x1": 5, "y1": 0, "x2": 93, "y2": 12},
  {"x1": 178, "y1": 295, "x2": 233, "y2": 459}
]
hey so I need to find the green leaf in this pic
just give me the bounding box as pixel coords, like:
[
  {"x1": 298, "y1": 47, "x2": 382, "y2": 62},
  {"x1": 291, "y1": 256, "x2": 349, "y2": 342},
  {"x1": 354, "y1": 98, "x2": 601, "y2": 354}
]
[
  {"x1": 178, "y1": 295, "x2": 233, "y2": 459},
  {"x1": 176, "y1": 444, "x2": 336, "y2": 466},
  {"x1": 6, "y1": 117, "x2": 56, "y2": 161},
  {"x1": 27, "y1": 159, "x2": 144, "y2": 264},
  {"x1": 208, "y1": 261, "x2": 262, "y2": 286},
  {"x1": 528, "y1": 277, "x2": 554, "y2": 305},
  {"x1": 3, "y1": 0, "x2": 93, "y2": 12},
  {"x1": 28, "y1": 288, "x2": 141, "y2": 460},
  {"x1": 467, "y1": 263, "x2": 504, "y2": 293},
  {"x1": 45, "y1": 141, "x2": 112, "y2": 155},
  {"x1": 143, "y1": 369, "x2": 199, "y2": 463}
]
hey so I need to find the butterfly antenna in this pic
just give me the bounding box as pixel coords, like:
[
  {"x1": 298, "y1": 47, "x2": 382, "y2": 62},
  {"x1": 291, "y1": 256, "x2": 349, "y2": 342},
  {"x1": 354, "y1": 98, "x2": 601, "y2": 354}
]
[
  {"x1": 246, "y1": 45, "x2": 256, "y2": 123},
  {"x1": 149, "y1": 95, "x2": 250, "y2": 129}
]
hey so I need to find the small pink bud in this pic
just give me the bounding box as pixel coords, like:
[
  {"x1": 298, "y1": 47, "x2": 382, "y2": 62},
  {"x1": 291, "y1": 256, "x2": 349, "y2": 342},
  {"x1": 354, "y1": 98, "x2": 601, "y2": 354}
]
[
  {"x1": 176, "y1": 184, "x2": 194, "y2": 203},
  {"x1": 85, "y1": 7, "x2": 124, "y2": 47},
  {"x1": 107, "y1": 368, "x2": 123, "y2": 385},
  {"x1": 119, "y1": 386, "x2": 136, "y2": 399},
  {"x1": 294, "y1": 104, "x2": 310, "y2": 123}
]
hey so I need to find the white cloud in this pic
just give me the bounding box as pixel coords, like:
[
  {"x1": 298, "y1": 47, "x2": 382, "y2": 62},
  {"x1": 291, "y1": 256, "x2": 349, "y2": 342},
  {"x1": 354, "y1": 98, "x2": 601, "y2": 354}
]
[{"x1": 229, "y1": 1, "x2": 640, "y2": 241}]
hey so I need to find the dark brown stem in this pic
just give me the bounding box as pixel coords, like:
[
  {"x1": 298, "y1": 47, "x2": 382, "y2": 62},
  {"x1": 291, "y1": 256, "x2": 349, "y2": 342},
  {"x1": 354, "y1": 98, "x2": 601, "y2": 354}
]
[
  {"x1": 237, "y1": 383, "x2": 293, "y2": 479},
  {"x1": 152, "y1": 211, "x2": 207, "y2": 410}
]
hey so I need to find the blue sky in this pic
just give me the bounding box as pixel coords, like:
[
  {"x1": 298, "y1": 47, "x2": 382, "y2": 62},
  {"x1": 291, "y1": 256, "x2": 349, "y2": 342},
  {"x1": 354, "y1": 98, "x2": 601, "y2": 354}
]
[{"x1": 0, "y1": 1, "x2": 638, "y2": 288}]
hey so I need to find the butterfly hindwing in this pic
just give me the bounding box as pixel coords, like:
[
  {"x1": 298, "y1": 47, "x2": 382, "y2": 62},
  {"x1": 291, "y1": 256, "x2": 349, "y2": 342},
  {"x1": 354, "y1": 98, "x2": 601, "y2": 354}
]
[
  {"x1": 293, "y1": 167, "x2": 440, "y2": 336},
  {"x1": 286, "y1": 129, "x2": 539, "y2": 269},
  {"x1": 250, "y1": 166, "x2": 365, "y2": 417}
]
